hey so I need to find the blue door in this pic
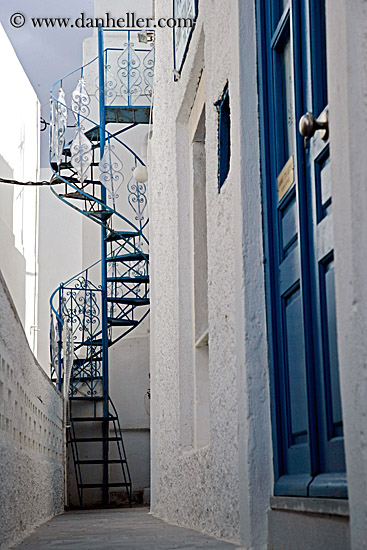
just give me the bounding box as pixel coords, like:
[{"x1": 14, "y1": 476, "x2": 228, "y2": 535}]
[{"x1": 257, "y1": 0, "x2": 346, "y2": 497}]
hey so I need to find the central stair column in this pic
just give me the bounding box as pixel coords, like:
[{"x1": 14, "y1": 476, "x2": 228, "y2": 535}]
[{"x1": 98, "y1": 25, "x2": 109, "y2": 507}]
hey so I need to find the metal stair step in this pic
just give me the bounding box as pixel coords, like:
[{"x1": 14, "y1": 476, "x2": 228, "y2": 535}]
[
  {"x1": 51, "y1": 161, "x2": 72, "y2": 171},
  {"x1": 86, "y1": 340, "x2": 103, "y2": 346},
  {"x1": 75, "y1": 459, "x2": 126, "y2": 465},
  {"x1": 105, "y1": 230, "x2": 139, "y2": 242},
  {"x1": 107, "y1": 297, "x2": 150, "y2": 306},
  {"x1": 85, "y1": 125, "x2": 101, "y2": 141},
  {"x1": 107, "y1": 253, "x2": 149, "y2": 262},
  {"x1": 61, "y1": 150, "x2": 101, "y2": 160},
  {"x1": 72, "y1": 362, "x2": 101, "y2": 369},
  {"x1": 69, "y1": 376, "x2": 102, "y2": 383},
  {"x1": 57, "y1": 162, "x2": 99, "y2": 169},
  {"x1": 72, "y1": 357, "x2": 103, "y2": 364},
  {"x1": 59, "y1": 191, "x2": 88, "y2": 201},
  {"x1": 87, "y1": 210, "x2": 113, "y2": 221},
  {"x1": 78, "y1": 483, "x2": 130, "y2": 490},
  {"x1": 105, "y1": 105, "x2": 151, "y2": 125},
  {"x1": 72, "y1": 416, "x2": 118, "y2": 422},
  {"x1": 69, "y1": 396, "x2": 103, "y2": 401},
  {"x1": 82, "y1": 339, "x2": 111, "y2": 346},
  {"x1": 69, "y1": 437, "x2": 123, "y2": 442},
  {"x1": 107, "y1": 276, "x2": 149, "y2": 284},
  {"x1": 73, "y1": 358, "x2": 87, "y2": 366},
  {"x1": 52, "y1": 175, "x2": 96, "y2": 186},
  {"x1": 51, "y1": 174, "x2": 80, "y2": 185},
  {"x1": 107, "y1": 318, "x2": 139, "y2": 327}
]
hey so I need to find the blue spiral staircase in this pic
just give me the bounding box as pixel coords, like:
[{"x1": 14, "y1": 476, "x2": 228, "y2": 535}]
[{"x1": 49, "y1": 27, "x2": 154, "y2": 507}]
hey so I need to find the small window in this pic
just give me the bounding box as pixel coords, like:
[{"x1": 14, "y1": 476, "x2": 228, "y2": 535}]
[{"x1": 216, "y1": 84, "x2": 231, "y2": 191}]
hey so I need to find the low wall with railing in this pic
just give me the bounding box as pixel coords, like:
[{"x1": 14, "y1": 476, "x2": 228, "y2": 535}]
[{"x1": 0, "y1": 271, "x2": 64, "y2": 550}]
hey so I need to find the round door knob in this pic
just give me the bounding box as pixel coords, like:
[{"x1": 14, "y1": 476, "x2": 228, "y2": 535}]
[
  {"x1": 299, "y1": 113, "x2": 317, "y2": 139},
  {"x1": 299, "y1": 111, "x2": 329, "y2": 141}
]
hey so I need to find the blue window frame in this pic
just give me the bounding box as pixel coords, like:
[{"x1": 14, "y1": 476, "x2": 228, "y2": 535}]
[
  {"x1": 173, "y1": 0, "x2": 199, "y2": 74},
  {"x1": 256, "y1": 0, "x2": 347, "y2": 498},
  {"x1": 216, "y1": 84, "x2": 231, "y2": 191}
]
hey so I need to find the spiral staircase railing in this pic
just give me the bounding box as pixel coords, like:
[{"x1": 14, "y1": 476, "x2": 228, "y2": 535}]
[{"x1": 49, "y1": 27, "x2": 154, "y2": 507}]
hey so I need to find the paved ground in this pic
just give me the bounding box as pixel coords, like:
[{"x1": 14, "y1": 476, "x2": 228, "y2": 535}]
[{"x1": 13, "y1": 508, "x2": 240, "y2": 549}]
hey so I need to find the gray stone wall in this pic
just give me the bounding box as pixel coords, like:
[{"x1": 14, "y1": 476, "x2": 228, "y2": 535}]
[{"x1": 0, "y1": 271, "x2": 64, "y2": 550}]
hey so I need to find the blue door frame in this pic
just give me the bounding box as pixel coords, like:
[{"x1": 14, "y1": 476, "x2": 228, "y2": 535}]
[{"x1": 256, "y1": 0, "x2": 347, "y2": 498}]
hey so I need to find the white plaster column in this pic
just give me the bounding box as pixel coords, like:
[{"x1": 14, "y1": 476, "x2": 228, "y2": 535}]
[
  {"x1": 236, "y1": 2, "x2": 273, "y2": 549},
  {"x1": 327, "y1": 1, "x2": 367, "y2": 548}
]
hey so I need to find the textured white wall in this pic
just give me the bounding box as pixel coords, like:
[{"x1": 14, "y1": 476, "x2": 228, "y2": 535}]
[
  {"x1": 0, "y1": 154, "x2": 26, "y2": 328},
  {"x1": 0, "y1": 23, "x2": 40, "y2": 354},
  {"x1": 0, "y1": 271, "x2": 64, "y2": 550},
  {"x1": 150, "y1": 0, "x2": 271, "y2": 545},
  {"x1": 236, "y1": 2, "x2": 273, "y2": 547},
  {"x1": 327, "y1": 1, "x2": 367, "y2": 548},
  {"x1": 110, "y1": 334, "x2": 150, "y2": 491}
]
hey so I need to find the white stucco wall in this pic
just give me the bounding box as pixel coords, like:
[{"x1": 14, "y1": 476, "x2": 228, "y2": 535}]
[
  {"x1": 0, "y1": 24, "x2": 64, "y2": 547},
  {"x1": 0, "y1": 271, "x2": 64, "y2": 550},
  {"x1": 0, "y1": 23, "x2": 40, "y2": 354},
  {"x1": 110, "y1": 333, "x2": 150, "y2": 491},
  {"x1": 150, "y1": 0, "x2": 272, "y2": 545},
  {"x1": 326, "y1": 1, "x2": 367, "y2": 548}
]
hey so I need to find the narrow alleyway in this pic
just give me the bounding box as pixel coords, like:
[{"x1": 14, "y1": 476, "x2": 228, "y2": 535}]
[{"x1": 13, "y1": 509, "x2": 240, "y2": 549}]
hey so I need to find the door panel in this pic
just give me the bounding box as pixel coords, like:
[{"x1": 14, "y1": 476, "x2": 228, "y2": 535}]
[
  {"x1": 309, "y1": 122, "x2": 346, "y2": 476},
  {"x1": 272, "y1": 2, "x2": 312, "y2": 486},
  {"x1": 280, "y1": 192, "x2": 298, "y2": 257},
  {"x1": 307, "y1": 0, "x2": 345, "y2": 476},
  {"x1": 283, "y1": 287, "x2": 308, "y2": 448},
  {"x1": 321, "y1": 259, "x2": 343, "y2": 434},
  {"x1": 259, "y1": 0, "x2": 346, "y2": 497}
]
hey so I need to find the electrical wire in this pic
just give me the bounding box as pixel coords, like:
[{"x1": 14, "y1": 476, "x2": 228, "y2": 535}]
[{"x1": 0, "y1": 177, "x2": 52, "y2": 186}]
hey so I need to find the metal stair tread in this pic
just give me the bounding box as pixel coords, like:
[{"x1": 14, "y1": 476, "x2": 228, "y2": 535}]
[
  {"x1": 107, "y1": 253, "x2": 149, "y2": 262},
  {"x1": 85, "y1": 125, "x2": 101, "y2": 141},
  {"x1": 69, "y1": 396, "x2": 104, "y2": 401},
  {"x1": 51, "y1": 174, "x2": 80, "y2": 185},
  {"x1": 107, "y1": 318, "x2": 139, "y2": 327},
  {"x1": 105, "y1": 230, "x2": 139, "y2": 242},
  {"x1": 51, "y1": 161, "x2": 72, "y2": 171},
  {"x1": 72, "y1": 416, "x2": 118, "y2": 422},
  {"x1": 59, "y1": 191, "x2": 89, "y2": 200},
  {"x1": 86, "y1": 210, "x2": 113, "y2": 221},
  {"x1": 69, "y1": 436, "x2": 123, "y2": 442},
  {"x1": 69, "y1": 376, "x2": 102, "y2": 383},
  {"x1": 77, "y1": 483, "x2": 131, "y2": 488},
  {"x1": 107, "y1": 297, "x2": 150, "y2": 306},
  {"x1": 82, "y1": 339, "x2": 112, "y2": 346},
  {"x1": 105, "y1": 105, "x2": 151, "y2": 125},
  {"x1": 72, "y1": 359, "x2": 103, "y2": 366},
  {"x1": 107, "y1": 276, "x2": 149, "y2": 283},
  {"x1": 75, "y1": 459, "x2": 126, "y2": 465},
  {"x1": 52, "y1": 175, "x2": 97, "y2": 185}
]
